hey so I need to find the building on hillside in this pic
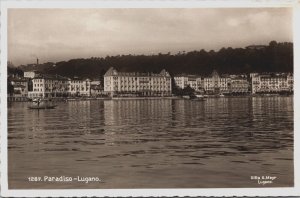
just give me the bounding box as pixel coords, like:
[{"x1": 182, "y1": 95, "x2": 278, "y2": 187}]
[
  {"x1": 203, "y1": 70, "x2": 231, "y2": 94},
  {"x1": 28, "y1": 74, "x2": 69, "y2": 98},
  {"x1": 68, "y1": 77, "x2": 91, "y2": 97},
  {"x1": 24, "y1": 71, "x2": 40, "y2": 79},
  {"x1": 245, "y1": 45, "x2": 267, "y2": 50},
  {"x1": 250, "y1": 73, "x2": 293, "y2": 94},
  {"x1": 104, "y1": 67, "x2": 172, "y2": 97}
]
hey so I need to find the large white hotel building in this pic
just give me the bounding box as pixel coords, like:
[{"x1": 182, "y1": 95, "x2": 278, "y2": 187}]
[{"x1": 104, "y1": 67, "x2": 172, "y2": 96}]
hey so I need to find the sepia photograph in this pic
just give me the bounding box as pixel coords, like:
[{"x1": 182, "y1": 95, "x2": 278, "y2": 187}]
[{"x1": 1, "y1": 0, "x2": 299, "y2": 197}]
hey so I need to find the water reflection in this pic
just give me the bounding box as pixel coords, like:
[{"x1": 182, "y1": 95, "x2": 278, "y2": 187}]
[{"x1": 8, "y1": 97, "x2": 293, "y2": 189}]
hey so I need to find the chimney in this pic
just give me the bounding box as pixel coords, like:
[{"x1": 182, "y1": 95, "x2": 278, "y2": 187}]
[{"x1": 37, "y1": 58, "x2": 39, "y2": 66}]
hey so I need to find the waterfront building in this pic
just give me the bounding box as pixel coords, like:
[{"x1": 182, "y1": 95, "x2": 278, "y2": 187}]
[
  {"x1": 174, "y1": 75, "x2": 203, "y2": 92},
  {"x1": 68, "y1": 77, "x2": 91, "y2": 97},
  {"x1": 90, "y1": 80, "x2": 105, "y2": 96},
  {"x1": 250, "y1": 73, "x2": 293, "y2": 93},
  {"x1": 174, "y1": 71, "x2": 250, "y2": 94},
  {"x1": 28, "y1": 74, "x2": 69, "y2": 98},
  {"x1": 229, "y1": 76, "x2": 250, "y2": 93},
  {"x1": 104, "y1": 67, "x2": 172, "y2": 96},
  {"x1": 287, "y1": 73, "x2": 294, "y2": 92},
  {"x1": 203, "y1": 70, "x2": 230, "y2": 94},
  {"x1": 9, "y1": 77, "x2": 29, "y2": 97}
]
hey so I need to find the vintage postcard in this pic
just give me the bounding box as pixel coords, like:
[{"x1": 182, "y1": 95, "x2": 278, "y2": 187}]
[{"x1": 1, "y1": 0, "x2": 300, "y2": 197}]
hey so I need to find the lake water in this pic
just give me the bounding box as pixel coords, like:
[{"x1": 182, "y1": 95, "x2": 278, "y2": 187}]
[{"x1": 8, "y1": 96, "x2": 294, "y2": 189}]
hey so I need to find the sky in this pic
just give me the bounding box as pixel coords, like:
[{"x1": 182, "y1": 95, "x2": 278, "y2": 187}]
[{"x1": 8, "y1": 8, "x2": 293, "y2": 66}]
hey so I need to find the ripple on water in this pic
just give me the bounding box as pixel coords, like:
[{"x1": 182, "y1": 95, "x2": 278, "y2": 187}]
[{"x1": 8, "y1": 97, "x2": 294, "y2": 188}]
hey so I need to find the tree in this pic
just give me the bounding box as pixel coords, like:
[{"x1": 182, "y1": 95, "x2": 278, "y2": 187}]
[
  {"x1": 182, "y1": 85, "x2": 195, "y2": 96},
  {"x1": 16, "y1": 41, "x2": 293, "y2": 77},
  {"x1": 7, "y1": 79, "x2": 14, "y2": 96}
]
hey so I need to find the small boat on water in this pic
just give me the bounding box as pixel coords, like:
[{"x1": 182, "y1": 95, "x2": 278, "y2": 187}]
[
  {"x1": 192, "y1": 94, "x2": 206, "y2": 101},
  {"x1": 182, "y1": 95, "x2": 190, "y2": 99},
  {"x1": 28, "y1": 98, "x2": 57, "y2": 109},
  {"x1": 183, "y1": 94, "x2": 206, "y2": 101}
]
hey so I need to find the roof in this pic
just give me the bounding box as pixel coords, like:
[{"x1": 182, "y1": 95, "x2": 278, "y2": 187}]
[
  {"x1": 91, "y1": 84, "x2": 103, "y2": 90},
  {"x1": 68, "y1": 76, "x2": 91, "y2": 81},
  {"x1": 104, "y1": 67, "x2": 117, "y2": 76},
  {"x1": 104, "y1": 67, "x2": 171, "y2": 77},
  {"x1": 14, "y1": 84, "x2": 26, "y2": 88},
  {"x1": 34, "y1": 74, "x2": 69, "y2": 81},
  {"x1": 231, "y1": 77, "x2": 248, "y2": 80},
  {"x1": 24, "y1": 70, "x2": 39, "y2": 73},
  {"x1": 9, "y1": 77, "x2": 28, "y2": 82},
  {"x1": 203, "y1": 70, "x2": 230, "y2": 78},
  {"x1": 174, "y1": 74, "x2": 201, "y2": 78}
]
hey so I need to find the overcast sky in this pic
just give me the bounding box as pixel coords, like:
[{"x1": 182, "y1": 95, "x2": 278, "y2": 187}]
[{"x1": 8, "y1": 8, "x2": 292, "y2": 66}]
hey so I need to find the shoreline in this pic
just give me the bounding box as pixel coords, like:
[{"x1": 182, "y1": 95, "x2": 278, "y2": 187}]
[{"x1": 7, "y1": 94, "x2": 293, "y2": 102}]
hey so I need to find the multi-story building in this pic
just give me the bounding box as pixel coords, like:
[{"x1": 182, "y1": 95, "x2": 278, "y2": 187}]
[
  {"x1": 229, "y1": 76, "x2": 249, "y2": 93},
  {"x1": 104, "y1": 67, "x2": 172, "y2": 96},
  {"x1": 9, "y1": 77, "x2": 29, "y2": 97},
  {"x1": 203, "y1": 70, "x2": 230, "y2": 94},
  {"x1": 28, "y1": 74, "x2": 69, "y2": 98},
  {"x1": 28, "y1": 74, "x2": 92, "y2": 98},
  {"x1": 287, "y1": 73, "x2": 293, "y2": 92},
  {"x1": 68, "y1": 77, "x2": 91, "y2": 97},
  {"x1": 174, "y1": 75, "x2": 203, "y2": 92},
  {"x1": 174, "y1": 71, "x2": 250, "y2": 94},
  {"x1": 250, "y1": 73, "x2": 293, "y2": 93},
  {"x1": 90, "y1": 80, "x2": 105, "y2": 96}
]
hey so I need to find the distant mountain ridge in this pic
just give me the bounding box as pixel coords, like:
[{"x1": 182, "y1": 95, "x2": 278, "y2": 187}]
[{"x1": 14, "y1": 41, "x2": 293, "y2": 78}]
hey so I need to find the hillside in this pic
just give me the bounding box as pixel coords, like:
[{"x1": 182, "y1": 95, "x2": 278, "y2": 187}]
[{"x1": 16, "y1": 41, "x2": 293, "y2": 78}]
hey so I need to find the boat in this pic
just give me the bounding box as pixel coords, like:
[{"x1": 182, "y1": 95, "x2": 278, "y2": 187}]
[
  {"x1": 192, "y1": 94, "x2": 206, "y2": 101},
  {"x1": 219, "y1": 93, "x2": 225, "y2": 97},
  {"x1": 28, "y1": 98, "x2": 57, "y2": 109},
  {"x1": 182, "y1": 95, "x2": 190, "y2": 99}
]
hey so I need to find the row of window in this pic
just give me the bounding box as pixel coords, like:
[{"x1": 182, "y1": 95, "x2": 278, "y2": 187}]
[
  {"x1": 119, "y1": 85, "x2": 170, "y2": 89},
  {"x1": 117, "y1": 81, "x2": 170, "y2": 85},
  {"x1": 111, "y1": 76, "x2": 170, "y2": 80}
]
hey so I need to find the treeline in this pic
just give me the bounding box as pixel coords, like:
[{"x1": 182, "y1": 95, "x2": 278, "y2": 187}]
[{"x1": 15, "y1": 41, "x2": 293, "y2": 78}]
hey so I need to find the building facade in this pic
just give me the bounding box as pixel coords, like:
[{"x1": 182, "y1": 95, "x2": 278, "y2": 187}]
[
  {"x1": 104, "y1": 67, "x2": 172, "y2": 96},
  {"x1": 90, "y1": 80, "x2": 105, "y2": 96},
  {"x1": 203, "y1": 70, "x2": 231, "y2": 94},
  {"x1": 68, "y1": 77, "x2": 91, "y2": 97},
  {"x1": 9, "y1": 77, "x2": 29, "y2": 97},
  {"x1": 28, "y1": 74, "x2": 69, "y2": 98},
  {"x1": 174, "y1": 71, "x2": 250, "y2": 94},
  {"x1": 174, "y1": 75, "x2": 203, "y2": 92},
  {"x1": 229, "y1": 76, "x2": 249, "y2": 93},
  {"x1": 250, "y1": 73, "x2": 293, "y2": 94},
  {"x1": 28, "y1": 75, "x2": 93, "y2": 98},
  {"x1": 24, "y1": 71, "x2": 39, "y2": 79}
]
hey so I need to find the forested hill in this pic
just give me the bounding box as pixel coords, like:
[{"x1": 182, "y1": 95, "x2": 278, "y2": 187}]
[{"x1": 17, "y1": 41, "x2": 293, "y2": 78}]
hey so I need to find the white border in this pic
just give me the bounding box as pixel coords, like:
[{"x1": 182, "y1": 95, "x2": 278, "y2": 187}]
[{"x1": 1, "y1": 0, "x2": 300, "y2": 197}]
